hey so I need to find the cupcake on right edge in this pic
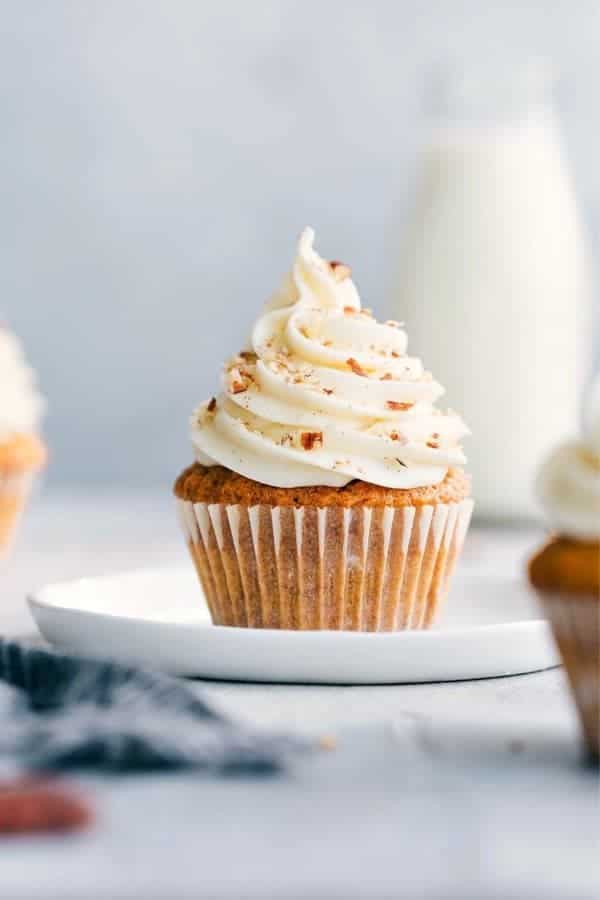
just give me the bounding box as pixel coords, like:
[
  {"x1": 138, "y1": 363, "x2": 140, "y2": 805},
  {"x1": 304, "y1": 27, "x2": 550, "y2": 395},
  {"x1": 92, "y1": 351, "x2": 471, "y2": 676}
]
[{"x1": 528, "y1": 375, "x2": 600, "y2": 763}]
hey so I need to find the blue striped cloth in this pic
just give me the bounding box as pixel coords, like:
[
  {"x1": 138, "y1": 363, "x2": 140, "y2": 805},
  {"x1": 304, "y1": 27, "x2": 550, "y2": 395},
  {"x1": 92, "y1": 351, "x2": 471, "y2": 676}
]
[{"x1": 0, "y1": 641, "x2": 307, "y2": 773}]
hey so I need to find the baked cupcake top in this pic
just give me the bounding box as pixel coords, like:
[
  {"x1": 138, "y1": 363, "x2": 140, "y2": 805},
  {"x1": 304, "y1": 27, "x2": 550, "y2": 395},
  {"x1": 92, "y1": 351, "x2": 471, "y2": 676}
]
[
  {"x1": 0, "y1": 326, "x2": 44, "y2": 442},
  {"x1": 536, "y1": 374, "x2": 600, "y2": 541},
  {"x1": 191, "y1": 228, "x2": 468, "y2": 489}
]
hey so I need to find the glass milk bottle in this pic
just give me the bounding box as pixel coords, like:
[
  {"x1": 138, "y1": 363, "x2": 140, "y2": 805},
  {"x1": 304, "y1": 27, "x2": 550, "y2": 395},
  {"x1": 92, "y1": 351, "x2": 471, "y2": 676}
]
[{"x1": 393, "y1": 64, "x2": 592, "y2": 521}]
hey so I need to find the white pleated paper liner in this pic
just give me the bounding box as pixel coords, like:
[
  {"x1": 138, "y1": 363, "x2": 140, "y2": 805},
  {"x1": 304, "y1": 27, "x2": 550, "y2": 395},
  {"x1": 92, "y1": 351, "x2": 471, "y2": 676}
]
[
  {"x1": 537, "y1": 591, "x2": 600, "y2": 761},
  {"x1": 0, "y1": 469, "x2": 35, "y2": 560},
  {"x1": 177, "y1": 498, "x2": 473, "y2": 632}
]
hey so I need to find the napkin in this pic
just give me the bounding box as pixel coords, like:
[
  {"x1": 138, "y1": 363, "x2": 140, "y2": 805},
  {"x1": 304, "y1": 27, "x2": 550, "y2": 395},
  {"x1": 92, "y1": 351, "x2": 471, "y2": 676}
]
[{"x1": 0, "y1": 640, "x2": 307, "y2": 774}]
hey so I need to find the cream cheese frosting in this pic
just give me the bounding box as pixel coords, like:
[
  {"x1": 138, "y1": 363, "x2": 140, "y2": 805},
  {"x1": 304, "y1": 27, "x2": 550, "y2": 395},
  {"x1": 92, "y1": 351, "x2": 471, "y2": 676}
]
[
  {"x1": 536, "y1": 375, "x2": 600, "y2": 540},
  {"x1": 191, "y1": 228, "x2": 469, "y2": 489},
  {"x1": 0, "y1": 327, "x2": 44, "y2": 442}
]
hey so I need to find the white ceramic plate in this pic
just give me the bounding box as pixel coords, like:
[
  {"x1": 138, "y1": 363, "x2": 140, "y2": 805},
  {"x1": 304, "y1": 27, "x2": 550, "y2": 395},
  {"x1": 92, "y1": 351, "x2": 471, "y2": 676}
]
[{"x1": 28, "y1": 568, "x2": 559, "y2": 684}]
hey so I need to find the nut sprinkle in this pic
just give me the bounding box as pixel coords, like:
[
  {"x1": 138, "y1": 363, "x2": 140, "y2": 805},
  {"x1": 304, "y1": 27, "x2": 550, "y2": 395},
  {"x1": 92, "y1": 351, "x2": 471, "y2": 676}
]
[
  {"x1": 346, "y1": 357, "x2": 368, "y2": 377},
  {"x1": 386, "y1": 401, "x2": 414, "y2": 412},
  {"x1": 329, "y1": 260, "x2": 351, "y2": 281},
  {"x1": 389, "y1": 431, "x2": 407, "y2": 444},
  {"x1": 300, "y1": 431, "x2": 323, "y2": 451}
]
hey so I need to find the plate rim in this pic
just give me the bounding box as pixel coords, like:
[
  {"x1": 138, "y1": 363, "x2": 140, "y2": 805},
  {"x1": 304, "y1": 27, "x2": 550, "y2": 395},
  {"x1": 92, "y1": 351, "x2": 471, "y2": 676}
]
[{"x1": 28, "y1": 565, "x2": 549, "y2": 641}]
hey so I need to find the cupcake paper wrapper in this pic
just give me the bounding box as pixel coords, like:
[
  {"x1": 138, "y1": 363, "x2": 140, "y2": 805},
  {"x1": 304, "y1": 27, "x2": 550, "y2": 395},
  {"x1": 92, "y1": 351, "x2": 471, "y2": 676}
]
[
  {"x1": 537, "y1": 592, "x2": 600, "y2": 761},
  {"x1": 177, "y1": 498, "x2": 473, "y2": 631},
  {"x1": 0, "y1": 470, "x2": 35, "y2": 560}
]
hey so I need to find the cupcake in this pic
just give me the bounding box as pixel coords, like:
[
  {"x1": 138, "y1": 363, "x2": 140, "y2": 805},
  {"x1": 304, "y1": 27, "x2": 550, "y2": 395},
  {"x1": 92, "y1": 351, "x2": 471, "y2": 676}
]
[
  {"x1": 175, "y1": 228, "x2": 472, "y2": 630},
  {"x1": 528, "y1": 376, "x2": 600, "y2": 761},
  {"x1": 0, "y1": 326, "x2": 46, "y2": 558}
]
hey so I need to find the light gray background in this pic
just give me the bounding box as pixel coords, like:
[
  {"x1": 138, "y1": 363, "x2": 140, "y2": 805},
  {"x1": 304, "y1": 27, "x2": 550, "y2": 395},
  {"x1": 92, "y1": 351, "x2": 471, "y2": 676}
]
[{"x1": 2, "y1": 1, "x2": 599, "y2": 486}]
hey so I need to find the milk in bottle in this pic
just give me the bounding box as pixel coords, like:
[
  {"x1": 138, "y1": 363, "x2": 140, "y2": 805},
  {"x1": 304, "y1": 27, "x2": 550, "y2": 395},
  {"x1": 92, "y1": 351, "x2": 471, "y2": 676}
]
[{"x1": 394, "y1": 66, "x2": 592, "y2": 520}]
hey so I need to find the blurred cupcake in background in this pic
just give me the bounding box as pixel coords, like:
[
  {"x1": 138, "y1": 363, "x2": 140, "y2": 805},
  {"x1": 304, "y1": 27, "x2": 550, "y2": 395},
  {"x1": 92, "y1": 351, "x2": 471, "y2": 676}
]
[
  {"x1": 528, "y1": 374, "x2": 600, "y2": 762},
  {"x1": 0, "y1": 326, "x2": 46, "y2": 559}
]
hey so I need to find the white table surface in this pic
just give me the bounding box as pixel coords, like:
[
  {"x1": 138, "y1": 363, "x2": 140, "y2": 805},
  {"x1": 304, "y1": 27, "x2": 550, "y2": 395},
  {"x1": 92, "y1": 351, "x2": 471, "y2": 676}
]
[{"x1": 1, "y1": 490, "x2": 598, "y2": 900}]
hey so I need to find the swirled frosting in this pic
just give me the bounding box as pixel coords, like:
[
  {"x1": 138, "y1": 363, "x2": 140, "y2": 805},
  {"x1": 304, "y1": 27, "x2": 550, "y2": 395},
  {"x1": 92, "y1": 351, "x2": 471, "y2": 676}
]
[
  {"x1": 0, "y1": 327, "x2": 44, "y2": 442},
  {"x1": 191, "y1": 228, "x2": 468, "y2": 489},
  {"x1": 536, "y1": 375, "x2": 600, "y2": 540}
]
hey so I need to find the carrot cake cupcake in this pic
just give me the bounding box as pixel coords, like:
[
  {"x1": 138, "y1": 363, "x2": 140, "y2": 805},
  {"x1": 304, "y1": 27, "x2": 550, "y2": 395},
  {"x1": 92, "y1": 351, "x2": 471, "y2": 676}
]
[
  {"x1": 174, "y1": 228, "x2": 472, "y2": 630},
  {"x1": 529, "y1": 376, "x2": 600, "y2": 761},
  {"x1": 0, "y1": 326, "x2": 46, "y2": 558}
]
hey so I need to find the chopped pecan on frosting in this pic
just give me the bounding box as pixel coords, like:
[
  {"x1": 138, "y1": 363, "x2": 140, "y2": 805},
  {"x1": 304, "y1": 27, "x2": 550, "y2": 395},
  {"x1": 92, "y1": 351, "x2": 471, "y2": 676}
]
[
  {"x1": 207, "y1": 397, "x2": 217, "y2": 413},
  {"x1": 389, "y1": 431, "x2": 407, "y2": 444},
  {"x1": 346, "y1": 357, "x2": 368, "y2": 377},
  {"x1": 300, "y1": 431, "x2": 323, "y2": 451},
  {"x1": 292, "y1": 367, "x2": 317, "y2": 385},
  {"x1": 329, "y1": 260, "x2": 351, "y2": 282},
  {"x1": 386, "y1": 400, "x2": 414, "y2": 411},
  {"x1": 228, "y1": 367, "x2": 251, "y2": 394}
]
